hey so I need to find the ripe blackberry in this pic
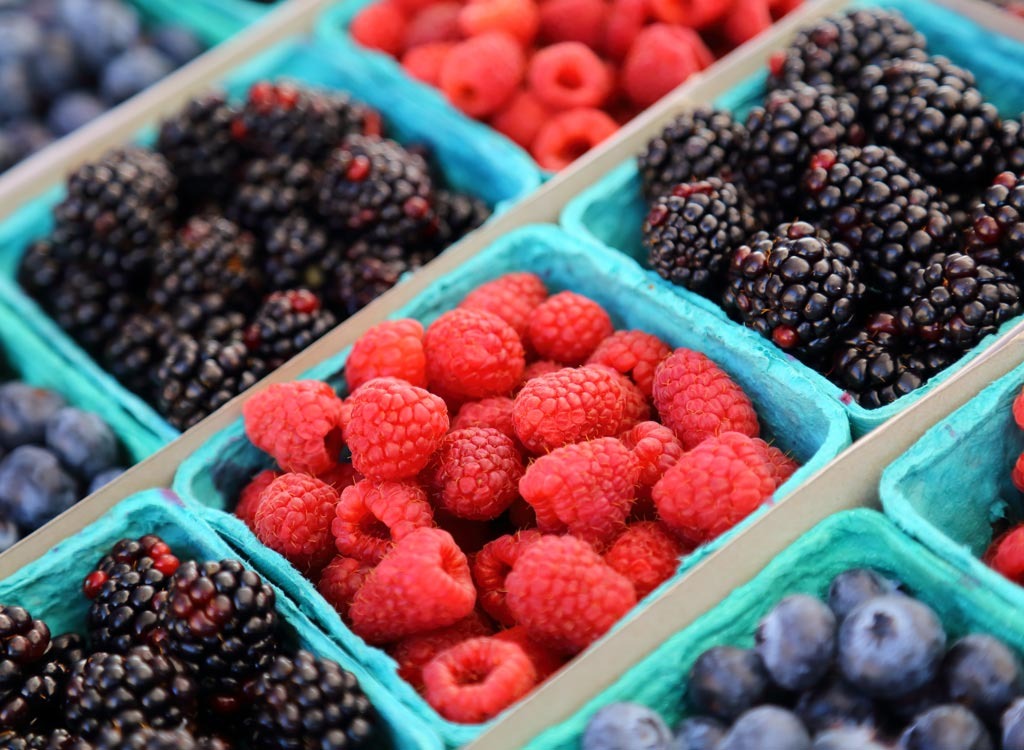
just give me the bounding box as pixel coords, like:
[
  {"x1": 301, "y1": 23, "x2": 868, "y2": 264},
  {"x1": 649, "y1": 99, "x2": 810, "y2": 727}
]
[
  {"x1": 897, "y1": 252, "x2": 1022, "y2": 352},
  {"x1": 317, "y1": 135, "x2": 434, "y2": 244},
  {"x1": 92, "y1": 726, "x2": 228, "y2": 750},
  {"x1": 328, "y1": 240, "x2": 427, "y2": 318},
  {"x1": 48, "y1": 277, "x2": 137, "y2": 357},
  {"x1": 102, "y1": 313, "x2": 177, "y2": 398},
  {"x1": 170, "y1": 294, "x2": 245, "y2": 343},
  {"x1": 995, "y1": 116, "x2": 1024, "y2": 175},
  {"x1": 226, "y1": 156, "x2": 319, "y2": 237},
  {"x1": 638, "y1": 108, "x2": 746, "y2": 203},
  {"x1": 63, "y1": 647, "x2": 197, "y2": 740},
  {"x1": 964, "y1": 172, "x2": 1024, "y2": 283},
  {"x1": 85, "y1": 566, "x2": 171, "y2": 655},
  {"x1": 160, "y1": 560, "x2": 280, "y2": 701},
  {"x1": 263, "y1": 215, "x2": 341, "y2": 295},
  {"x1": 243, "y1": 650, "x2": 377, "y2": 750},
  {"x1": 857, "y1": 56, "x2": 1001, "y2": 188},
  {"x1": 0, "y1": 728, "x2": 80, "y2": 750},
  {"x1": 429, "y1": 190, "x2": 490, "y2": 249},
  {"x1": 642, "y1": 178, "x2": 758, "y2": 295},
  {"x1": 767, "y1": 9, "x2": 925, "y2": 91},
  {"x1": 85, "y1": 536, "x2": 180, "y2": 583},
  {"x1": 243, "y1": 290, "x2": 337, "y2": 370},
  {"x1": 742, "y1": 85, "x2": 861, "y2": 218},
  {"x1": 723, "y1": 221, "x2": 864, "y2": 359},
  {"x1": 16, "y1": 241, "x2": 65, "y2": 298}
]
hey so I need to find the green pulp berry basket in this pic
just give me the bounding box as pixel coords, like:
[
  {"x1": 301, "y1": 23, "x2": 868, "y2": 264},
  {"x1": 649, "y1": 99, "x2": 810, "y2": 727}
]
[{"x1": 133, "y1": 0, "x2": 278, "y2": 46}]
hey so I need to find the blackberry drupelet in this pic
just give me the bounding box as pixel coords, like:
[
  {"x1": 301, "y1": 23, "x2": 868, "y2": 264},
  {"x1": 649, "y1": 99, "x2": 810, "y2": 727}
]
[
  {"x1": 328, "y1": 240, "x2": 427, "y2": 318},
  {"x1": 85, "y1": 536, "x2": 179, "y2": 585},
  {"x1": 0, "y1": 606, "x2": 52, "y2": 730},
  {"x1": 995, "y1": 115, "x2": 1024, "y2": 175},
  {"x1": 226, "y1": 156, "x2": 319, "y2": 238},
  {"x1": 102, "y1": 313, "x2": 177, "y2": 399},
  {"x1": 170, "y1": 294, "x2": 245, "y2": 343},
  {"x1": 723, "y1": 221, "x2": 864, "y2": 359},
  {"x1": 637, "y1": 108, "x2": 746, "y2": 203},
  {"x1": 963, "y1": 171, "x2": 1024, "y2": 283},
  {"x1": 243, "y1": 290, "x2": 337, "y2": 370},
  {"x1": 0, "y1": 728, "x2": 82, "y2": 749},
  {"x1": 642, "y1": 178, "x2": 759, "y2": 296},
  {"x1": 429, "y1": 190, "x2": 490, "y2": 249},
  {"x1": 47, "y1": 278, "x2": 136, "y2": 357},
  {"x1": 16, "y1": 241, "x2": 64, "y2": 299},
  {"x1": 243, "y1": 651, "x2": 377, "y2": 750},
  {"x1": 85, "y1": 566, "x2": 172, "y2": 655},
  {"x1": 263, "y1": 215, "x2": 341, "y2": 295},
  {"x1": 12, "y1": 633, "x2": 87, "y2": 732}
]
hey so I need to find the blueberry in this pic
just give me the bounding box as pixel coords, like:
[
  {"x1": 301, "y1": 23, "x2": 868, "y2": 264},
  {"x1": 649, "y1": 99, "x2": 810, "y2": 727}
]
[
  {"x1": 0, "y1": 60, "x2": 33, "y2": 122},
  {"x1": 719, "y1": 707, "x2": 811, "y2": 750},
  {"x1": 943, "y1": 634, "x2": 1022, "y2": 723},
  {"x1": 899, "y1": 704, "x2": 993, "y2": 750},
  {"x1": 756, "y1": 595, "x2": 837, "y2": 691},
  {"x1": 6, "y1": 119, "x2": 53, "y2": 157},
  {"x1": 100, "y1": 45, "x2": 173, "y2": 105},
  {"x1": 796, "y1": 675, "x2": 877, "y2": 733},
  {"x1": 582, "y1": 703, "x2": 673, "y2": 750},
  {"x1": 58, "y1": 0, "x2": 140, "y2": 72},
  {"x1": 88, "y1": 467, "x2": 125, "y2": 495},
  {"x1": 838, "y1": 595, "x2": 946, "y2": 699},
  {"x1": 1003, "y1": 697, "x2": 1024, "y2": 750},
  {"x1": 0, "y1": 12, "x2": 43, "y2": 62},
  {"x1": 0, "y1": 445, "x2": 79, "y2": 531},
  {"x1": 0, "y1": 511, "x2": 18, "y2": 553},
  {"x1": 672, "y1": 716, "x2": 726, "y2": 750},
  {"x1": 28, "y1": 29, "x2": 81, "y2": 100},
  {"x1": 0, "y1": 382, "x2": 66, "y2": 448},
  {"x1": 828, "y1": 569, "x2": 899, "y2": 622},
  {"x1": 47, "y1": 90, "x2": 105, "y2": 137},
  {"x1": 150, "y1": 24, "x2": 203, "y2": 66},
  {"x1": 811, "y1": 727, "x2": 890, "y2": 749},
  {"x1": 885, "y1": 679, "x2": 947, "y2": 725},
  {"x1": 688, "y1": 647, "x2": 772, "y2": 722},
  {"x1": 44, "y1": 407, "x2": 118, "y2": 479},
  {"x1": 0, "y1": 130, "x2": 24, "y2": 172}
]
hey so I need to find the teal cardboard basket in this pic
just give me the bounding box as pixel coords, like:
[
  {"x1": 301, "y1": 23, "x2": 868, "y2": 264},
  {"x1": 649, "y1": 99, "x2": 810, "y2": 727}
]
[
  {"x1": 172, "y1": 223, "x2": 851, "y2": 747},
  {"x1": 880, "y1": 358, "x2": 1024, "y2": 614},
  {"x1": 0, "y1": 489, "x2": 442, "y2": 750},
  {"x1": 0, "y1": 35, "x2": 542, "y2": 449},
  {"x1": 560, "y1": 0, "x2": 1024, "y2": 437},
  {"x1": 523, "y1": 509, "x2": 1024, "y2": 749},
  {"x1": 133, "y1": 0, "x2": 276, "y2": 46}
]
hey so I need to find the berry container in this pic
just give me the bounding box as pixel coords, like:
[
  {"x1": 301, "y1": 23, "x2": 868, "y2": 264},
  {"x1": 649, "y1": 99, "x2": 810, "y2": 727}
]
[
  {"x1": 134, "y1": 0, "x2": 281, "y2": 45},
  {"x1": 0, "y1": 488, "x2": 443, "y2": 750},
  {"x1": 171, "y1": 223, "x2": 851, "y2": 746},
  {"x1": 0, "y1": 35, "x2": 542, "y2": 448},
  {"x1": 559, "y1": 0, "x2": 1024, "y2": 436},
  {"x1": 521, "y1": 507, "x2": 1024, "y2": 748}
]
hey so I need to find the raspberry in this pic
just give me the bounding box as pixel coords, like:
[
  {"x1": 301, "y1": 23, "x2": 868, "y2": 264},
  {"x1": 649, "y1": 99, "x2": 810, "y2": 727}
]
[
  {"x1": 519, "y1": 437, "x2": 638, "y2": 547},
  {"x1": 317, "y1": 462, "x2": 363, "y2": 492},
  {"x1": 434, "y1": 509, "x2": 495, "y2": 554},
  {"x1": 506, "y1": 535, "x2": 637, "y2": 655},
  {"x1": 393, "y1": 0, "x2": 438, "y2": 14},
  {"x1": 527, "y1": 291, "x2": 614, "y2": 365},
  {"x1": 752, "y1": 439, "x2": 798, "y2": 488},
  {"x1": 452, "y1": 397, "x2": 516, "y2": 441},
  {"x1": 604, "y1": 0, "x2": 649, "y2": 61},
  {"x1": 649, "y1": 0, "x2": 728, "y2": 27},
  {"x1": 458, "y1": 273, "x2": 549, "y2": 341},
  {"x1": 349, "y1": 528, "x2": 476, "y2": 644},
  {"x1": 1014, "y1": 452, "x2": 1024, "y2": 493},
  {"x1": 440, "y1": 33, "x2": 526, "y2": 117},
  {"x1": 588, "y1": 364, "x2": 651, "y2": 431},
  {"x1": 472, "y1": 530, "x2": 543, "y2": 625},
  {"x1": 532, "y1": 108, "x2": 619, "y2": 171},
  {"x1": 619, "y1": 421, "x2": 684, "y2": 490},
  {"x1": 527, "y1": 43, "x2": 613, "y2": 111},
  {"x1": 1015, "y1": 387, "x2": 1024, "y2": 430},
  {"x1": 423, "y1": 637, "x2": 537, "y2": 722},
  {"x1": 491, "y1": 90, "x2": 551, "y2": 150},
  {"x1": 243, "y1": 380, "x2": 345, "y2": 475},
  {"x1": 346, "y1": 319, "x2": 427, "y2": 392},
  {"x1": 603, "y1": 521, "x2": 687, "y2": 598},
  {"x1": 317, "y1": 556, "x2": 373, "y2": 621},
  {"x1": 513, "y1": 366, "x2": 625, "y2": 453},
  {"x1": 458, "y1": 0, "x2": 540, "y2": 46},
  {"x1": 493, "y1": 626, "x2": 567, "y2": 681},
  {"x1": 388, "y1": 612, "x2": 494, "y2": 690},
  {"x1": 622, "y1": 24, "x2": 712, "y2": 109},
  {"x1": 720, "y1": 0, "x2": 772, "y2": 46},
  {"x1": 985, "y1": 526, "x2": 1024, "y2": 585},
  {"x1": 508, "y1": 497, "x2": 538, "y2": 529},
  {"x1": 402, "y1": 43, "x2": 455, "y2": 86},
  {"x1": 652, "y1": 432, "x2": 775, "y2": 544},
  {"x1": 344, "y1": 377, "x2": 449, "y2": 480},
  {"x1": 519, "y1": 360, "x2": 563, "y2": 385},
  {"x1": 235, "y1": 469, "x2": 279, "y2": 530},
  {"x1": 429, "y1": 427, "x2": 525, "y2": 520},
  {"x1": 587, "y1": 330, "x2": 672, "y2": 398},
  {"x1": 405, "y1": 2, "x2": 462, "y2": 47},
  {"x1": 332, "y1": 479, "x2": 434, "y2": 564},
  {"x1": 652, "y1": 349, "x2": 759, "y2": 450},
  {"x1": 425, "y1": 309, "x2": 526, "y2": 400},
  {"x1": 538, "y1": 0, "x2": 609, "y2": 48},
  {"x1": 254, "y1": 473, "x2": 340, "y2": 574},
  {"x1": 351, "y1": 1, "x2": 408, "y2": 56}
]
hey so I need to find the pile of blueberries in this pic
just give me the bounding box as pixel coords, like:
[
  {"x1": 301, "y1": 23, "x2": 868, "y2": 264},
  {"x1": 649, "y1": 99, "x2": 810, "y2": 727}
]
[{"x1": 0, "y1": 0, "x2": 205, "y2": 172}]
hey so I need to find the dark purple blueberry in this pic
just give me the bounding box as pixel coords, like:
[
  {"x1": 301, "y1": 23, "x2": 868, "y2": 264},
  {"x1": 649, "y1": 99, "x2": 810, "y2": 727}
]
[
  {"x1": 756, "y1": 595, "x2": 837, "y2": 691},
  {"x1": 58, "y1": 0, "x2": 141, "y2": 72},
  {"x1": 810, "y1": 727, "x2": 890, "y2": 749},
  {"x1": 150, "y1": 25, "x2": 203, "y2": 66},
  {"x1": 0, "y1": 511, "x2": 18, "y2": 553},
  {"x1": 583, "y1": 703, "x2": 673, "y2": 750},
  {"x1": 1003, "y1": 697, "x2": 1024, "y2": 749},
  {"x1": 0, "y1": 12, "x2": 42, "y2": 62},
  {"x1": 943, "y1": 634, "x2": 1022, "y2": 724},
  {"x1": 688, "y1": 647, "x2": 771, "y2": 721},
  {"x1": 47, "y1": 91, "x2": 105, "y2": 137},
  {"x1": 88, "y1": 467, "x2": 125, "y2": 495},
  {"x1": 100, "y1": 46, "x2": 174, "y2": 105},
  {"x1": 719, "y1": 707, "x2": 810, "y2": 750},
  {"x1": 672, "y1": 716, "x2": 726, "y2": 750},
  {"x1": 900, "y1": 704, "x2": 992, "y2": 750},
  {"x1": 0, "y1": 60, "x2": 33, "y2": 123},
  {"x1": 796, "y1": 675, "x2": 877, "y2": 733},
  {"x1": 27, "y1": 29, "x2": 80, "y2": 100},
  {"x1": 828, "y1": 569, "x2": 900, "y2": 622},
  {"x1": 0, "y1": 383, "x2": 66, "y2": 448},
  {"x1": 44, "y1": 407, "x2": 118, "y2": 480},
  {"x1": 0, "y1": 445, "x2": 79, "y2": 531}
]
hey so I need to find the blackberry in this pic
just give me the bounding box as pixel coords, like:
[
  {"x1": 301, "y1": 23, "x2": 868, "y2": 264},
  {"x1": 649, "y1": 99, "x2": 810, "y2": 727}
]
[
  {"x1": 742, "y1": 85, "x2": 861, "y2": 218},
  {"x1": 160, "y1": 560, "x2": 279, "y2": 702},
  {"x1": 170, "y1": 294, "x2": 245, "y2": 343},
  {"x1": 897, "y1": 252, "x2": 1022, "y2": 352},
  {"x1": 637, "y1": 108, "x2": 745, "y2": 203},
  {"x1": 723, "y1": 221, "x2": 864, "y2": 359},
  {"x1": 767, "y1": 9, "x2": 925, "y2": 91},
  {"x1": 63, "y1": 647, "x2": 197, "y2": 740},
  {"x1": 85, "y1": 565, "x2": 172, "y2": 655},
  {"x1": 995, "y1": 115, "x2": 1024, "y2": 175},
  {"x1": 16, "y1": 241, "x2": 64, "y2": 298},
  {"x1": 857, "y1": 56, "x2": 1001, "y2": 188},
  {"x1": 0, "y1": 728, "x2": 82, "y2": 750},
  {"x1": 328, "y1": 241, "x2": 426, "y2": 318},
  {"x1": 243, "y1": 290, "x2": 337, "y2": 370},
  {"x1": 48, "y1": 278, "x2": 137, "y2": 357},
  {"x1": 429, "y1": 190, "x2": 490, "y2": 249},
  {"x1": 317, "y1": 135, "x2": 434, "y2": 244},
  {"x1": 243, "y1": 651, "x2": 377, "y2": 750},
  {"x1": 226, "y1": 156, "x2": 319, "y2": 238},
  {"x1": 85, "y1": 536, "x2": 179, "y2": 583},
  {"x1": 91, "y1": 726, "x2": 228, "y2": 750},
  {"x1": 963, "y1": 172, "x2": 1024, "y2": 283},
  {"x1": 263, "y1": 215, "x2": 341, "y2": 295},
  {"x1": 642, "y1": 178, "x2": 759, "y2": 295},
  {"x1": 103, "y1": 313, "x2": 176, "y2": 398}
]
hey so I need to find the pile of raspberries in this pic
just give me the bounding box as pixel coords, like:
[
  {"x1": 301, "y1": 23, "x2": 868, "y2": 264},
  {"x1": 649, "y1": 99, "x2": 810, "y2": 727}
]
[{"x1": 984, "y1": 389, "x2": 1024, "y2": 586}]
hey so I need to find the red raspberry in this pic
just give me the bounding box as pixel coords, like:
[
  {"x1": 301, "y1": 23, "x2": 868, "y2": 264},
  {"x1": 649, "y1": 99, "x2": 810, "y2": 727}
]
[
  {"x1": 532, "y1": 107, "x2": 619, "y2": 170},
  {"x1": 506, "y1": 535, "x2": 637, "y2": 655},
  {"x1": 527, "y1": 291, "x2": 613, "y2": 365},
  {"x1": 1014, "y1": 451, "x2": 1024, "y2": 493},
  {"x1": 649, "y1": 0, "x2": 727, "y2": 26},
  {"x1": 652, "y1": 432, "x2": 775, "y2": 544},
  {"x1": 603, "y1": 521, "x2": 687, "y2": 598},
  {"x1": 440, "y1": 33, "x2": 525, "y2": 117},
  {"x1": 402, "y1": 43, "x2": 455, "y2": 86},
  {"x1": 604, "y1": 0, "x2": 649, "y2": 60},
  {"x1": 458, "y1": 0, "x2": 540, "y2": 46},
  {"x1": 243, "y1": 381, "x2": 345, "y2": 475},
  {"x1": 318, "y1": 556, "x2": 373, "y2": 621},
  {"x1": 405, "y1": 2, "x2": 462, "y2": 47},
  {"x1": 452, "y1": 397, "x2": 516, "y2": 441},
  {"x1": 770, "y1": 0, "x2": 803, "y2": 15},
  {"x1": 652, "y1": 349, "x2": 759, "y2": 450},
  {"x1": 1014, "y1": 386, "x2": 1024, "y2": 430},
  {"x1": 254, "y1": 473, "x2": 340, "y2": 574},
  {"x1": 458, "y1": 272, "x2": 549, "y2": 341},
  {"x1": 519, "y1": 437, "x2": 638, "y2": 547},
  {"x1": 346, "y1": 319, "x2": 426, "y2": 392},
  {"x1": 332, "y1": 479, "x2": 434, "y2": 564},
  {"x1": 393, "y1": 0, "x2": 439, "y2": 14},
  {"x1": 388, "y1": 612, "x2": 494, "y2": 690},
  {"x1": 619, "y1": 421, "x2": 684, "y2": 490},
  {"x1": 587, "y1": 330, "x2": 672, "y2": 398},
  {"x1": 519, "y1": 360, "x2": 563, "y2": 386},
  {"x1": 430, "y1": 427, "x2": 525, "y2": 520},
  {"x1": 434, "y1": 509, "x2": 495, "y2": 555},
  {"x1": 491, "y1": 90, "x2": 551, "y2": 150},
  {"x1": 349, "y1": 528, "x2": 476, "y2": 644},
  {"x1": 235, "y1": 469, "x2": 279, "y2": 530},
  {"x1": 508, "y1": 497, "x2": 537, "y2": 529},
  {"x1": 317, "y1": 462, "x2": 363, "y2": 492},
  {"x1": 513, "y1": 366, "x2": 626, "y2": 453},
  {"x1": 425, "y1": 309, "x2": 526, "y2": 400},
  {"x1": 985, "y1": 525, "x2": 1024, "y2": 584},
  {"x1": 472, "y1": 530, "x2": 543, "y2": 625},
  {"x1": 527, "y1": 43, "x2": 613, "y2": 111},
  {"x1": 351, "y1": 1, "x2": 408, "y2": 56},
  {"x1": 588, "y1": 364, "x2": 651, "y2": 431},
  {"x1": 751, "y1": 439, "x2": 798, "y2": 488},
  {"x1": 344, "y1": 378, "x2": 449, "y2": 480},
  {"x1": 493, "y1": 626, "x2": 567, "y2": 681},
  {"x1": 720, "y1": 0, "x2": 772, "y2": 46},
  {"x1": 622, "y1": 24, "x2": 711, "y2": 108},
  {"x1": 423, "y1": 637, "x2": 537, "y2": 722},
  {"x1": 538, "y1": 0, "x2": 608, "y2": 48}
]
